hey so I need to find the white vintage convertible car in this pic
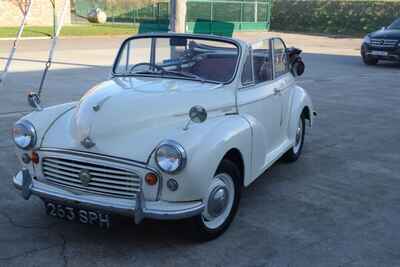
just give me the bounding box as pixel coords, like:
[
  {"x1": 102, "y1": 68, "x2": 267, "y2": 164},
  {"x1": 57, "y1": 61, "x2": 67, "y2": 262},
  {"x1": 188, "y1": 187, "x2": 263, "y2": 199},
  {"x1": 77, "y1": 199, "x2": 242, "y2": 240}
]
[{"x1": 12, "y1": 33, "x2": 314, "y2": 240}]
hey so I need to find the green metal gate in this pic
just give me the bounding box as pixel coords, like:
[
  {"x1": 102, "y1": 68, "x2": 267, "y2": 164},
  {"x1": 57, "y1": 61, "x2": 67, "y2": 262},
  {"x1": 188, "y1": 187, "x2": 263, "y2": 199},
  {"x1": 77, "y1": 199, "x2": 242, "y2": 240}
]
[
  {"x1": 186, "y1": 0, "x2": 273, "y2": 33},
  {"x1": 73, "y1": 0, "x2": 272, "y2": 33}
]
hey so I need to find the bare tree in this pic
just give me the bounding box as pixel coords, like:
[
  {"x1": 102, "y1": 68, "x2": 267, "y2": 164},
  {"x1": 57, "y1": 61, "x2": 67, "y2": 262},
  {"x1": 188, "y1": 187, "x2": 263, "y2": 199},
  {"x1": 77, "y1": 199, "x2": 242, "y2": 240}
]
[{"x1": 9, "y1": 0, "x2": 31, "y2": 15}]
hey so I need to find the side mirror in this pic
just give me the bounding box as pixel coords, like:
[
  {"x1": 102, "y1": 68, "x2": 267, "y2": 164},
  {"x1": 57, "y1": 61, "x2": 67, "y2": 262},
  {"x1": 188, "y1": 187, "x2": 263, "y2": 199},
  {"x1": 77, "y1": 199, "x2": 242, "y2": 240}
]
[
  {"x1": 27, "y1": 92, "x2": 42, "y2": 111},
  {"x1": 189, "y1": 105, "x2": 207, "y2": 123},
  {"x1": 292, "y1": 60, "x2": 305, "y2": 77},
  {"x1": 183, "y1": 105, "x2": 207, "y2": 130},
  {"x1": 381, "y1": 26, "x2": 387, "y2": 31}
]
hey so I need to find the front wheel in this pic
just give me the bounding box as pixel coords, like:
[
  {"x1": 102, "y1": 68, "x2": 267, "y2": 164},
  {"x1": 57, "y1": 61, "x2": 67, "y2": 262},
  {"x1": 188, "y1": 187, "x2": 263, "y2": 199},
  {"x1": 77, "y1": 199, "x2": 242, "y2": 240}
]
[
  {"x1": 361, "y1": 46, "x2": 378, "y2": 65},
  {"x1": 191, "y1": 159, "x2": 241, "y2": 241},
  {"x1": 283, "y1": 114, "x2": 305, "y2": 162}
]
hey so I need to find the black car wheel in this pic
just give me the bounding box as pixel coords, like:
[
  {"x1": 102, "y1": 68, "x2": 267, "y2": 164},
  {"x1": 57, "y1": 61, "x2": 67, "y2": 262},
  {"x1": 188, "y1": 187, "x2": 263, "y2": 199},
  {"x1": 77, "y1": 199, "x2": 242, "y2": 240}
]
[{"x1": 361, "y1": 45, "x2": 378, "y2": 65}]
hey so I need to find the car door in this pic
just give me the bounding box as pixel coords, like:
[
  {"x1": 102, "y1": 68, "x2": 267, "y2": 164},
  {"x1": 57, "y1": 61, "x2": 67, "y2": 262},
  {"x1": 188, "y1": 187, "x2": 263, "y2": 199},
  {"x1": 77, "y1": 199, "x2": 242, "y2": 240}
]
[
  {"x1": 237, "y1": 40, "x2": 284, "y2": 179},
  {"x1": 271, "y1": 38, "x2": 295, "y2": 144}
]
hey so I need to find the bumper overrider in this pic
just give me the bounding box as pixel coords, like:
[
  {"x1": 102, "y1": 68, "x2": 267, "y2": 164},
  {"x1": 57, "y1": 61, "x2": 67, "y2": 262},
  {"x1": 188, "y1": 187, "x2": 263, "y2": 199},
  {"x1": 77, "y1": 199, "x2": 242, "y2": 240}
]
[{"x1": 13, "y1": 168, "x2": 204, "y2": 224}]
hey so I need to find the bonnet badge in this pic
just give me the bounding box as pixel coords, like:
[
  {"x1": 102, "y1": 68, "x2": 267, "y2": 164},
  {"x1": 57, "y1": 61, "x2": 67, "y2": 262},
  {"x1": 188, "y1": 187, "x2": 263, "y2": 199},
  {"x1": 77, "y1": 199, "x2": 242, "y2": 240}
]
[
  {"x1": 81, "y1": 136, "x2": 96, "y2": 149},
  {"x1": 79, "y1": 169, "x2": 91, "y2": 187}
]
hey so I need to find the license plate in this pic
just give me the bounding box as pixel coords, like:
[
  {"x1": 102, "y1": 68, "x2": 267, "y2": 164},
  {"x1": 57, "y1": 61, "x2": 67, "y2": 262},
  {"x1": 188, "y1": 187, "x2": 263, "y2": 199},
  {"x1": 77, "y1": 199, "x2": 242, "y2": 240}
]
[
  {"x1": 45, "y1": 202, "x2": 111, "y2": 229},
  {"x1": 370, "y1": 51, "x2": 388, "y2": 56}
]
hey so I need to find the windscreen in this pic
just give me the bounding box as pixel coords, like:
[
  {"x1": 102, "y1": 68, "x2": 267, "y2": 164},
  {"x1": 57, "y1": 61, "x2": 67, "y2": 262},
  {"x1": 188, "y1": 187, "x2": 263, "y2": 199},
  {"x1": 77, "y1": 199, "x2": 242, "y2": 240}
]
[
  {"x1": 388, "y1": 19, "x2": 400, "y2": 30},
  {"x1": 113, "y1": 36, "x2": 240, "y2": 84}
]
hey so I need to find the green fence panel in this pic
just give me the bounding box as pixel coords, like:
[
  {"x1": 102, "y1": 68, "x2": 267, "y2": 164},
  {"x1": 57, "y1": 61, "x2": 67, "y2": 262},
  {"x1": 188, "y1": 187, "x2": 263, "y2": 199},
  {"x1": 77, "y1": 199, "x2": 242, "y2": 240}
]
[
  {"x1": 74, "y1": 0, "x2": 272, "y2": 33},
  {"x1": 186, "y1": 0, "x2": 272, "y2": 33}
]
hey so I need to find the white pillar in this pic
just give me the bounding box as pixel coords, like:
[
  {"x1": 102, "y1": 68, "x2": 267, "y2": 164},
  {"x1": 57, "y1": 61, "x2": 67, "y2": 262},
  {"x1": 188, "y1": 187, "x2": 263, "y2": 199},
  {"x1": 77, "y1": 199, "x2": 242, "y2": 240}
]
[
  {"x1": 170, "y1": 0, "x2": 187, "y2": 33},
  {"x1": 254, "y1": 1, "x2": 258, "y2": 23}
]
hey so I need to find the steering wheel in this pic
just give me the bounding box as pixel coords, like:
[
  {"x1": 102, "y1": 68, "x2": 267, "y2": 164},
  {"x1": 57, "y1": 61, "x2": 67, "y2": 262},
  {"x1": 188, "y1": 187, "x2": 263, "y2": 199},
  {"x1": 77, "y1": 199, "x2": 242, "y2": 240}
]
[{"x1": 129, "y1": 62, "x2": 165, "y2": 73}]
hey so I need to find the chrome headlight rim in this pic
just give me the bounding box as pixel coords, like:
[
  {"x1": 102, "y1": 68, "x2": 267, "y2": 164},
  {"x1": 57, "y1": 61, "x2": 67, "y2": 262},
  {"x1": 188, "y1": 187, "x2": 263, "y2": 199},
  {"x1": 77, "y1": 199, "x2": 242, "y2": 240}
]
[
  {"x1": 12, "y1": 120, "x2": 37, "y2": 150},
  {"x1": 155, "y1": 140, "x2": 186, "y2": 174}
]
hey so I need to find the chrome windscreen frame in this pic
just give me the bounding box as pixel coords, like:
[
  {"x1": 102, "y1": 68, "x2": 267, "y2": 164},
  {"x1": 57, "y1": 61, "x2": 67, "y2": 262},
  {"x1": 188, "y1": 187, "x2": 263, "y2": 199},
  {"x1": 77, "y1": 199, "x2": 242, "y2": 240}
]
[{"x1": 111, "y1": 32, "x2": 243, "y2": 85}]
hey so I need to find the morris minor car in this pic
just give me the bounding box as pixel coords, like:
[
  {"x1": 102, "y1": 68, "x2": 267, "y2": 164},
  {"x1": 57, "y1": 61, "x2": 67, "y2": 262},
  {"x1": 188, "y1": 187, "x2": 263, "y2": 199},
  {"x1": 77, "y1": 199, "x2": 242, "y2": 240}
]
[{"x1": 12, "y1": 33, "x2": 315, "y2": 240}]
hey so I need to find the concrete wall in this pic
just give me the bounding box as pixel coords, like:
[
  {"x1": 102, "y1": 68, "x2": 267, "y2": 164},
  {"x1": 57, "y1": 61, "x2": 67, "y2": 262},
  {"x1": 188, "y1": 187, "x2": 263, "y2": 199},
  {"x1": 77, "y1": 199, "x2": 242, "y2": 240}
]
[{"x1": 0, "y1": 0, "x2": 71, "y2": 26}]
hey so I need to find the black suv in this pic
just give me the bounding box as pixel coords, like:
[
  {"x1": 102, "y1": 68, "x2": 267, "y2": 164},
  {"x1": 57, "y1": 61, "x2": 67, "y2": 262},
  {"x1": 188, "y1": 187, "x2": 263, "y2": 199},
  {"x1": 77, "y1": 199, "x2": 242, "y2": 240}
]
[{"x1": 361, "y1": 18, "x2": 400, "y2": 65}]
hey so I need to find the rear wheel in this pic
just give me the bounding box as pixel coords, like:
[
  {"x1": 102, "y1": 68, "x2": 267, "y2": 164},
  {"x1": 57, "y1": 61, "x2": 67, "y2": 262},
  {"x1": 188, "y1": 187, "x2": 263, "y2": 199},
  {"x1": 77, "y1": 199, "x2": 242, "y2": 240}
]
[
  {"x1": 191, "y1": 159, "x2": 241, "y2": 241},
  {"x1": 361, "y1": 46, "x2": 378, "y2": 65},
  {"x1": 284, "y1": 114, "x2": 305, "y2": 162}
]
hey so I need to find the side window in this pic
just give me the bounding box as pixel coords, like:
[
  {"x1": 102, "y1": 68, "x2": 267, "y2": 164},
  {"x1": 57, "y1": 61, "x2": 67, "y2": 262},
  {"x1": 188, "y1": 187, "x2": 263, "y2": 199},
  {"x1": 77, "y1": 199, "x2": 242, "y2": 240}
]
[
  {"x1": 272, "y1": 38, "x2": 289, "y2": 78},
  {"x1": 241, "y1": 50, "x2": 253, "y2": 85},
  {"x1": 252, "y1": 40, "x2": 272, "y2": 84}
]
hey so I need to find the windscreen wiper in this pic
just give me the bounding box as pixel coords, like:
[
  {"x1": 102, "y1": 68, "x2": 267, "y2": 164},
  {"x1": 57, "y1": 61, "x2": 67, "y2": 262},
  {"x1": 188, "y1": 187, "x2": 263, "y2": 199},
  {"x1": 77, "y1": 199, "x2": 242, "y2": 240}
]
[
  {"x1": 131, "y1": 70, "x2": 210, "y2": 84},
  {"x1": 161, "y1": 70, "x2": 206, "y2": 83},
  {"x1": 131, "y1": 70, "x2": 162, "y2": 75}
]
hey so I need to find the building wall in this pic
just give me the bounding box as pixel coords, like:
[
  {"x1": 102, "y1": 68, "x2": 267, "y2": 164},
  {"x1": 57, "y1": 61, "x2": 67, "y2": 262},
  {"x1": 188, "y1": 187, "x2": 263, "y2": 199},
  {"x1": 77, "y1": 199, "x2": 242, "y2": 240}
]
[{"x1": 0, "y1": 0, "x2": 71, "y2": 26}]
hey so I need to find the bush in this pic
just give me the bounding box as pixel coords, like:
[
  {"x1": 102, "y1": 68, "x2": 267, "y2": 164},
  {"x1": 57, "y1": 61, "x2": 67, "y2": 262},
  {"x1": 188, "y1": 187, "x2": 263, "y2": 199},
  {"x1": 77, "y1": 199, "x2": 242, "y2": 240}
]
[{"x1": 271, "y1": 0, "x2": 400, "y2": 36}]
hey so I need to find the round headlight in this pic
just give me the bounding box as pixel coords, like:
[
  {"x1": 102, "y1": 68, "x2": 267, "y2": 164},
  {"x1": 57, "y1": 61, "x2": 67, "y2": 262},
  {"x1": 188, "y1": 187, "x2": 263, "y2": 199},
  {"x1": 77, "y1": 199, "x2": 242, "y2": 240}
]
[
  {"x1": 12, "y1": 121, "x2": 37, "y2": 150},
  {"x1": 155, "y1": 140, "x2": 186, "y2": 173}
]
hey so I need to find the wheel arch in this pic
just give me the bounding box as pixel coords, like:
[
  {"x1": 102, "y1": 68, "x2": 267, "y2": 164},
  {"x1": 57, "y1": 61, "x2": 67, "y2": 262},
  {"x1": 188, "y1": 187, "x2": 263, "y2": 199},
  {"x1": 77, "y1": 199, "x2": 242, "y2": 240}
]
[
  {"x1": 159, "y1": 116, "x2": 252, "y2": 202},
  {"x1": 302, "y1": 105, "x2": 311, "y2": 125},
  {"x1": 219, "y1": 148, "x2": 245, "y2": 187},
  {"x1": 288, "y1": 86, "x2": 314, "y2": 142},
  {"x1": 203, "y1": 116, "x2": 252, "y2": 188}
]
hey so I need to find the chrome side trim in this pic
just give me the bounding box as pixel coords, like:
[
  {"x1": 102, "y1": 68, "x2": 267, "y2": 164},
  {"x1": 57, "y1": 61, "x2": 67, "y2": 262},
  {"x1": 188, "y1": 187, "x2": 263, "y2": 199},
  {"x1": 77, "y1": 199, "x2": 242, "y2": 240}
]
[{"x1": 172, "y1": 104, "x2": 236, "y2": 118}]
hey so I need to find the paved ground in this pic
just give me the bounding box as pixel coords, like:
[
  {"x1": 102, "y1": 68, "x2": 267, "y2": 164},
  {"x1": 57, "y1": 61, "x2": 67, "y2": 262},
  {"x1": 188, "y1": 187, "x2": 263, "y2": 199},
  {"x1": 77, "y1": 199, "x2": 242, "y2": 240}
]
[{"x1": 0, "y1": 33, "x2": 399, "y2": 267}]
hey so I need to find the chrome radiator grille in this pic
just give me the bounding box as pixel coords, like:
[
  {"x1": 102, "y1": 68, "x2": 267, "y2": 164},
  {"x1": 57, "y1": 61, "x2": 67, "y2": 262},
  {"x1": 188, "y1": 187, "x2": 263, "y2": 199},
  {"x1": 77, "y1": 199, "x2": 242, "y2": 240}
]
[
  {"x1": 42, "y1": 157, "x2": 141, "y2": 199},
  {"x1": 370, "y1": 39, "x2": 398, "y2": 48}
]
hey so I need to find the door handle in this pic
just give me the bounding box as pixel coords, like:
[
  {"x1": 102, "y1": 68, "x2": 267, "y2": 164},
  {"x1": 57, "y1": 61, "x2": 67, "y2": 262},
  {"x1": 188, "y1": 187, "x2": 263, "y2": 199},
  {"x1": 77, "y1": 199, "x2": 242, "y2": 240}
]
[{"x1": 274, "y1": 88, "x2": 281, "y2": 95}]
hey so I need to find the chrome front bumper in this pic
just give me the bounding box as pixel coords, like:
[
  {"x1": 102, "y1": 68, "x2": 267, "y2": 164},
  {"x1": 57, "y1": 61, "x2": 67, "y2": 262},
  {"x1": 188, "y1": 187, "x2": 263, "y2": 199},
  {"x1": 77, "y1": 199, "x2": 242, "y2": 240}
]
[{"x1": 13, "y1": 169, "x2": 204, "y2": 223}]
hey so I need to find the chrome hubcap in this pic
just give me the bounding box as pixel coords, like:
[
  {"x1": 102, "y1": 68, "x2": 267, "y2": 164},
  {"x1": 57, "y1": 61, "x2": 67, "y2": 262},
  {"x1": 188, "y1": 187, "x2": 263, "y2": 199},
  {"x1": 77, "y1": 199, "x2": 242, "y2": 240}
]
[
  {"x1": 208, "y1": 186, "x2": 229, "y2": 218},
  {"x1": 295, "y1": 126, "x2": 301, "y2": 145},
  {"x1": 202, "y1": 173, "x2": 235, "y2": 230},
  {"x1": 293, "y1": 119, "x2": 303, "y2": 154}
]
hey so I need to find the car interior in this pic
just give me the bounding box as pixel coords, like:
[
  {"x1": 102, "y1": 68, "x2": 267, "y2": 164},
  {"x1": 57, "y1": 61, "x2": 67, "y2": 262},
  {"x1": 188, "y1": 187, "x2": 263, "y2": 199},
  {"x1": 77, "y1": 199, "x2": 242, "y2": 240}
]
[
  {"x1": 186, "y1": 42, "x2": 238, "y2": 82},
  {"x1": 252, "y1": 49, "x2": 273, "y2": 83}
]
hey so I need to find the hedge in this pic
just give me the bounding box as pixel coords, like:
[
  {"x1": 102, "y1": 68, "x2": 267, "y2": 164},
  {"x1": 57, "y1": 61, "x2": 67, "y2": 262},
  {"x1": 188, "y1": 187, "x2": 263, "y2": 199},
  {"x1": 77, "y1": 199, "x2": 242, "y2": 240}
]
[{"x1": 271, "y1": 0, "x2": 400, "y2": 36}]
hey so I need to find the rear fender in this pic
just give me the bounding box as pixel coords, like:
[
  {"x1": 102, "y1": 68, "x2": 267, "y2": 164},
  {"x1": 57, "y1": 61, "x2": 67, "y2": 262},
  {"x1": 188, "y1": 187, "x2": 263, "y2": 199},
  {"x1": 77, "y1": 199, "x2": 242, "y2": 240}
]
[{"x1": 288, "y1": 85, "x2": 314, "y2": 143}]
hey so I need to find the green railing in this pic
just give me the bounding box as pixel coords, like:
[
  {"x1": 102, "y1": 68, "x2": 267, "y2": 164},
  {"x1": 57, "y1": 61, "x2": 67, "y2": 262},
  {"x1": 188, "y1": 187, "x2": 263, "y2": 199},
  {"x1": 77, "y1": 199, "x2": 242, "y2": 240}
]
[
  {"x1": 73, "y1": 0, "x2": 272, "y2": 33},
  {"x1": 187, "y1": 0, "x2": 272, "y2": 33}
]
